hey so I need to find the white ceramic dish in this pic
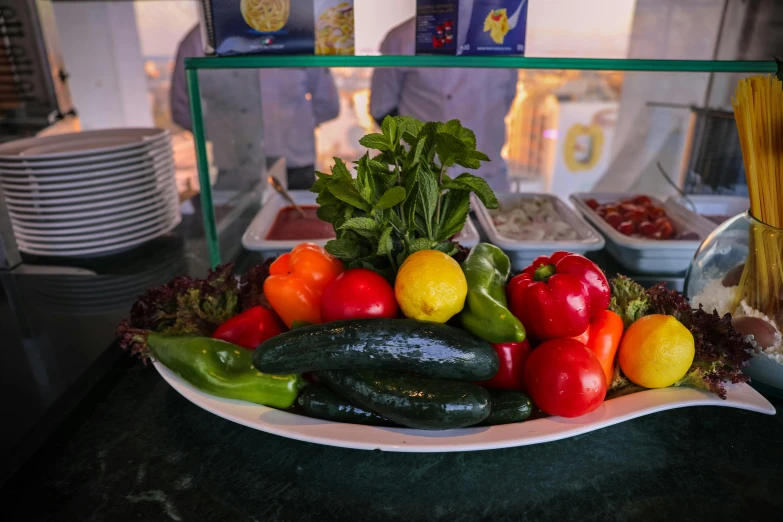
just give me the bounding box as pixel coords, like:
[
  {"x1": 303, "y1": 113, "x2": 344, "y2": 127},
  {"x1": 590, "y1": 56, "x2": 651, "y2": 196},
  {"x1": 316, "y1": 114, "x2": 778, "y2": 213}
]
[
  {"x1": 13, "y1": 205, "x2": 180, "y2": 243},
  {"x1": 0, "y1": 141, "x2": 171, "y2": 176},
  {"x1": 7, "y1": 191, "x2": 171, "y2": 223},
  {"x1": 6, "y1": 179, "x2": 175, "y2": 215},
  {"x1": 153, "y1": 361, "x2": 774, "y2": 452},
  {"x1": 667, "y1": 195, "x2": 750, "y2": 232},
  {"x1": 10, "y1": 198, "x2": 180, "y2": 235},
  {"x1": 455, "y1": 217, "x2": 479, "y2": 249},
  {"x1": 0, "y1": 137, "x2": 171, "y2": 170},
  {"x1": 17, "y1": 216, "x2": 180, "y2": 256},
  {"x1": 0, "y1": 162, "x2": 173, "y2": 199},
  {"x1": 0, "y1": 128, "x2": 168, "y2": 160},
  {"x1": 0, "y1": 162, "x2": 166, "y2": 192},
  {"x1": 474, "y1": 193, "x2": 604, "y2": 270},
  {"x1": 571, "y1": 193, "x2": 712, "y2": 274},
  {"x1": 242, "y1": 190, "x2": 334, "y2": 257},
  {"x1": 2, "y1": 167, "x2": 173, "y2": 205}
]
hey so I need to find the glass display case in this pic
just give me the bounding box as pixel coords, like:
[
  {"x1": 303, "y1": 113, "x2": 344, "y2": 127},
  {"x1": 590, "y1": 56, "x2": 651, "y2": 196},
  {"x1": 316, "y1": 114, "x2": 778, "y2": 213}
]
[{"x1": 183, "y1": 55, "x2": 776, "y2": 268}]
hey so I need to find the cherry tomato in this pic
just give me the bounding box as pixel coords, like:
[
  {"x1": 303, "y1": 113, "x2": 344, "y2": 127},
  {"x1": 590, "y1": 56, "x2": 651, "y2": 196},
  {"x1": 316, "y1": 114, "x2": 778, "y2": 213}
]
[
  {"x1": 654, "y1": 217, "x2": 675, "y2": 239},
  {"x1": 523, "y1": 338, "x2": 606, "y2": 417},
  {"x1": 638, "y1": 220, "x2": 658, "y2": 238},
  {"x1": 320, "y1": 268, "x2": 398, "y2": 322},
  {"x1": 622, "y1": 209, "x2": 646, "y2": 222},
  {"x1": 619, "y1": 202, "x2": 643, "y2": 215},
  {"x1": 631, "y1": 195, "x2": 653, "y2": 206},
  {"x1": 647, "y1": 206, "x2": 666, "y2": 219},
  {"x1": 617, "y1": 220, "x2": 635, "y2": 235},
  {"x1": 585, "y1": 198, "x2": 600, "y2": 210},
  {"x1": 602, "y1": 204, "x2": 619, "y2": 214},
  {"x1": 604, "y1": 211, "x2": 622, "y2": 227}
]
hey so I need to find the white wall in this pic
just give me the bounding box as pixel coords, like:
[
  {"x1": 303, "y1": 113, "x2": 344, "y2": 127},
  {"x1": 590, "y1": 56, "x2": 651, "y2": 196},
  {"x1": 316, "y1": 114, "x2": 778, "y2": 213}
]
[{"x1": 53, "y1": 2, "x2": 152, "y2": 129}]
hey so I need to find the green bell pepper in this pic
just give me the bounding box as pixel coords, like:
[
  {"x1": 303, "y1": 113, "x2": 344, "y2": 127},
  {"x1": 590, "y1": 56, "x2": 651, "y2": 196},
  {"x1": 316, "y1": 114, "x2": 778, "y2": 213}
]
[
  {"x1": 459, "y1": 243, "x2": 526, "y2": 344},
  {"x1": 148, "y1": 333, "x2": 305, "y2": 408}
]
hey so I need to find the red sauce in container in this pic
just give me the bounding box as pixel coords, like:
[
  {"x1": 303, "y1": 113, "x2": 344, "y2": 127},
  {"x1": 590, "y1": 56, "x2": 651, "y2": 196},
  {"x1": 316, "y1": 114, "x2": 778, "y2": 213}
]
[{"x1": 265, "y1": 205, "x2": 335, "y2": 240}]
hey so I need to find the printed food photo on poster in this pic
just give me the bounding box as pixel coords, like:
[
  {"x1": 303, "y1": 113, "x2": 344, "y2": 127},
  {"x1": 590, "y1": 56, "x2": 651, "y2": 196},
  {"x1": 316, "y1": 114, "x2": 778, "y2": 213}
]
[
  {"x1": 457, "y1": 0, "x2": 528, "y2": 55},
  {"x1": 415, "y1": 1, "x2": 458, "y2": 55}
]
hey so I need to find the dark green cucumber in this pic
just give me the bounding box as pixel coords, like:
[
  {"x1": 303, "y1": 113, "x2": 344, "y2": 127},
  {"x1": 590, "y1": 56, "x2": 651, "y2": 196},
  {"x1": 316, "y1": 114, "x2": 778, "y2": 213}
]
[
  {"x1": 316, "y1": 369, "x2": 490, "y2": 430},
  {"x1": 254, "y1": 318, "x2": 498, "y2": 381},
  {"x1": 476, "y1": 389, "x2": 533, "y2": 426},
  {"x1": 297, "y1": 385, "x2": 395, "y2": 426}
]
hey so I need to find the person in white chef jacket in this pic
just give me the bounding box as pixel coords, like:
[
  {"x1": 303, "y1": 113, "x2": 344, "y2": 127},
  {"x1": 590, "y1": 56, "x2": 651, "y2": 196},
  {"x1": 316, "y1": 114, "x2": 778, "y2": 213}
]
[
  {"x1": 170, "y1": 25, "x2": 340, "y2": 189},
  {"x1": 370, "y1": 19, "x2": 517, "y2": 193}
]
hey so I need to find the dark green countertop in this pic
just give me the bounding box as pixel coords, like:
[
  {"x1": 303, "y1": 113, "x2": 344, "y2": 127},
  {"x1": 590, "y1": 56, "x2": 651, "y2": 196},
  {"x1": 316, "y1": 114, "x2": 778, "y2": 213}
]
[{"x1": 1, "y1": 353, "x2": 781, "y2": 522}]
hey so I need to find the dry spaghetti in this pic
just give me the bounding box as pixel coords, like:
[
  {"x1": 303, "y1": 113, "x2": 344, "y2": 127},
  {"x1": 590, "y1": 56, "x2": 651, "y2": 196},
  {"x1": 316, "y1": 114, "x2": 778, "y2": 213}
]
[{"x1": 731, "y1": 75, "x2": 783, "y2": 323}]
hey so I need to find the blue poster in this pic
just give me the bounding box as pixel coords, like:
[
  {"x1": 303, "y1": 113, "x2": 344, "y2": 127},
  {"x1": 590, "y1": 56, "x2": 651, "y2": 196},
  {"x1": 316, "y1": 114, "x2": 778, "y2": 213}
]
[{"x1": 457, "y1": 0, "x2": 527, "y2": 55}]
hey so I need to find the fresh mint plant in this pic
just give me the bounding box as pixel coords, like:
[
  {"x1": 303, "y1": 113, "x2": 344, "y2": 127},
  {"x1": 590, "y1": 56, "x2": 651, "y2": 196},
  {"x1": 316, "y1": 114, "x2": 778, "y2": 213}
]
[{"x1": 312, "y1": 116, "x2": 498, "y2": 276}]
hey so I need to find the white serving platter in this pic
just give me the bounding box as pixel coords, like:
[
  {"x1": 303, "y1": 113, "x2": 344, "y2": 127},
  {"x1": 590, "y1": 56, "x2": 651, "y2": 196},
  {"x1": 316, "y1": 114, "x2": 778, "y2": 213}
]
[{"x1": 153, "y1": 361, "x2": 775, "y2": 453}]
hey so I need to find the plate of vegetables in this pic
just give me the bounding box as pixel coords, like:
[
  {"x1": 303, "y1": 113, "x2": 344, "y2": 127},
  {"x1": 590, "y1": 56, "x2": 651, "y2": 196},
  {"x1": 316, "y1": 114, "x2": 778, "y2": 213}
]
[{"x1": 117, "y1": 118, "x2": 774, "y2": 451}]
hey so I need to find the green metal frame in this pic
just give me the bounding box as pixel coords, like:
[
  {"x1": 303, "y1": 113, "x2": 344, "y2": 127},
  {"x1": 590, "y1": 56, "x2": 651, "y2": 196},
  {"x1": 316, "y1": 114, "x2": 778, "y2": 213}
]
[{"x1": 185, "y1": 55, "x2": 777, "y2": 267}]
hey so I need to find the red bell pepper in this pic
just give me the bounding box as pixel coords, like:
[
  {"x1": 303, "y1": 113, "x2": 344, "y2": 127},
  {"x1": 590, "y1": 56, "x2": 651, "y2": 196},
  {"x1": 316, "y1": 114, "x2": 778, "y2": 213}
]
[
  {"x1": 527, "y1": 252, "x2": 610, "y2": 317},
  {"x1": 475, "y1": 340, "x2": 531, "y2": 391},
  {"x1": 507, "y1": 252, "x2": 608, "y2": 341},
  {"x1": 571, "y1": 309, "x2": 624, "y2": 386},
  {"x1": 212, "y1": 306, "x2": 283, "y2": 350}
]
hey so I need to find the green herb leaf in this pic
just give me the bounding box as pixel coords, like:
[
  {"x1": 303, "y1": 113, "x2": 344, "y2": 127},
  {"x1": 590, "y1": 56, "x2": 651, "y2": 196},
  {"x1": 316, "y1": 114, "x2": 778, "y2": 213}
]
[
  {"x1": 409, "y1": 238, "x2": 433, "y2": 253},
  {"x1": 325, "y1": 236, "x2": 364, "y2": 260},
  {"x1": 435, "y1": 133, "x2": 467, "y2": 167},
  {"x1": 417, "y1": 166, "x2": 439, "y2": 238},
  {"x1": 328, "y1": 181, "x2": 372, "y2": 212},
  {"x1": 381, "y1": 116, "x2": 398, "y2": 145},
  {"x1": 359, "y1": 133, "x2": 391, "y2": 151},
  {"x1": 396, "y1": 115, "x2": 424, "y2": 137},
  {"x1": 355, "y1": 153, "x2": 376, "y2": 204},
  {"x1": 377, "y1": 226, "x2": 393, "y2": 256},
  {"x1": 433, "y1": 242, "x2": 459, "y2": 256},
  {"x1": 442, "y1": 173, "x2": 498, "y2": 209},
  {"x1": 331, "y1": 158, "x2": 352, "y2": 180},
  {"x1": 436, "y1": 189, "x2": 471, "y2": 241},
  {"x1": 375, "y1": 186, "x2": 406, "y2": 210},
  {"x1": 340, "y1": 217, "x2": 379, "y2": 238}
]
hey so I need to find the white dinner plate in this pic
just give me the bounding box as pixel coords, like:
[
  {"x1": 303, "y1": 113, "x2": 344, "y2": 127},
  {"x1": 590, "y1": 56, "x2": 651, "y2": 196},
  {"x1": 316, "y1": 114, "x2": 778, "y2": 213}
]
[
  {"x1": 10, "y1": 198, "x2": 180, "y2": 235},
  {"x1": 12, "y1": 205, "x2": 180, "y2": 243},
  {"x1": 0, "y1": 128, "x2": 168, "y2": 161},
  {"x1": 153, "y1": 362, "x2": 776, "y2": 453},
  {"x1": 0, "y1": 143, "x2": 171, "y2": 179},
  {"x1": 7, "y1": 186, "x2": 175, "y2": 222},
  {"x1": 3, "y1": 167, "x2": 174, "y2": 204},
  {"x1": 0, "y1": 136, "x2": 171, "y2": 170},
  {"x1": 0, "y1": 161, "x2": 166, "y2": 191},
  {"x1": 0, "y1": 162, "x2": 173, "y2": 198},
  {"x1": 6, "y1": 178, "x2": 175, "y2": 214},
  {"x1": 17, "y1": 215, "x2": 180, "y2": 256}
]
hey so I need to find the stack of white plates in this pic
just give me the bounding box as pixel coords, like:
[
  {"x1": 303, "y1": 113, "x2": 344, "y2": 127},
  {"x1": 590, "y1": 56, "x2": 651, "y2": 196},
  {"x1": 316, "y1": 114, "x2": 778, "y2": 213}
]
[{"x1": 0, "y1": 128, "x2": 181, "y2": 257}]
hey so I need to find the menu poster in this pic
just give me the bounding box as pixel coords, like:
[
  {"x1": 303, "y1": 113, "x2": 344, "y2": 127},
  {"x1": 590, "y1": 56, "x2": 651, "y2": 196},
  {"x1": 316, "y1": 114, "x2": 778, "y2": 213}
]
[
  {"x1": 415, "y1": 0, "x2": 458, "y2": 55},
  {"x1": 457, "y1": 0, "x2": 527, "y2": 55},
  {"x1": 210, "y1": 0, "x2": 315, "y2": 56}
]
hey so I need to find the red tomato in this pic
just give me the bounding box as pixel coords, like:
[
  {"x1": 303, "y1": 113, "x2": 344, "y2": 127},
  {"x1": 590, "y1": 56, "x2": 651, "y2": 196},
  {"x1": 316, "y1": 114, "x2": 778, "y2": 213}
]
[
  {"x1": 616, "y1": 220, "x2": 635, "y2": 235},
  {"x1": 647, "y1": 206, "x2": 666, "y2": 219},
  {"x1": 638, "y1": 220, "x2": 658, "y2": 238},
  {"x1": 631, "y1": 195, "x2": 652, "y2": 206},
  {"x1": 523, "y1": 338, "x2": 606, "y2": 418},
  {"x1": 212, "y1": 306, "x2": 283, "y2": 350},
  {"x1": 585, "y1": 198, "x2": 600, "y2": 210},
  {"x1": 654, "y1": 217, "x2": 675, "y2": 239},
  {"x1": 320, "y1": 268, "x2": 398, "y2": 322},
  {"x1": 604, "y1": 211, "x2": 622, "y2": 227}
]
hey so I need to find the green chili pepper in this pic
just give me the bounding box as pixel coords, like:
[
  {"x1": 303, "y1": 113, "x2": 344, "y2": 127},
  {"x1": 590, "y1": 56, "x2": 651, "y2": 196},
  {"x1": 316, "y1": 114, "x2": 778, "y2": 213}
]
[
  {"x1": 458, "y1": 243, "x2": 526, "y2": 344},
  {"x1": 148, "y1": 333, "x2": 305, "y2": 409}
]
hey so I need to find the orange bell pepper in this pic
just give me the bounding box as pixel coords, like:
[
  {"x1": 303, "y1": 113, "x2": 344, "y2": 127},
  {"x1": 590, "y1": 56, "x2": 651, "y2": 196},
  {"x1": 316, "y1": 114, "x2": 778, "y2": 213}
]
[
  {"x1": 263, "y1": 243, "x2": 344, "y2": 328},
  {"x1": 571, "y1": 309, "x2": 624, "y2": 386}
]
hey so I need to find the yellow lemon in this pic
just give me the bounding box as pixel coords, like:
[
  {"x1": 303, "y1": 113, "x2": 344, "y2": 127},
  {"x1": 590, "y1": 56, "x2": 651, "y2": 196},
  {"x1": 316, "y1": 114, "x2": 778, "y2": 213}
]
[
  {"x1": 395, "y1": 250, "x2": 467, "y2": 323},
  {"x1": 619, "y1": 314, "x2": 695, "y2": 388}
]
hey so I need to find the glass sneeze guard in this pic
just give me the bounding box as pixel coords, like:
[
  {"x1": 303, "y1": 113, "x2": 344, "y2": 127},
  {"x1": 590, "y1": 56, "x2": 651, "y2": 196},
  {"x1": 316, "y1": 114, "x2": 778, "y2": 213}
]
[{"x1": 184, "y1": 55, "x2": 777, "y2": 267}]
